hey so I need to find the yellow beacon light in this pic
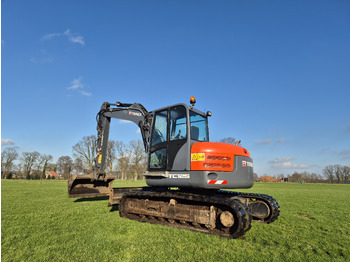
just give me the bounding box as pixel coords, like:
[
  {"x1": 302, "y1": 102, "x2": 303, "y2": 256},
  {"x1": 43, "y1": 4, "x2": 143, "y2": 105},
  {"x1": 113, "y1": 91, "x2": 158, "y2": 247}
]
[{"x1": 190, "y1": 96, "x2": 196, "y2": 107}]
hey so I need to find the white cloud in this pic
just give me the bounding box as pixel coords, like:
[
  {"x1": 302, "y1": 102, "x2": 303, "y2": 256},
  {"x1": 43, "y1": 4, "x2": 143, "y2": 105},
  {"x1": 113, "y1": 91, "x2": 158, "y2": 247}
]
[
  {"x1": 41, "y1": 32, "x2": 62, "y2": 40},
  {"x1": 79, "y1": 90, "x2": 92, "y2": 97},
  {"x1": 339, "y1": 150, "x2": 350, "y2": 159},
  {"x1": 320, "y1": 148, "x2": 350, "y2": 159},
  {"x1": 118, "y1": 120, "x2": 140, "y2": 133},
  {"x1": 269, "y1": 157, "x2": 311, "y2": 169},
  {"x1": 276, "y1": 138, "x2": 286, "y2": 143},
  {"x1": 254, "y1": 139, "x2": 273, "y2": 145},
  {"x1": 64, "y1": 29, "x2": 85, "y2": 46},
  {"x1": 41, "y1": 29, "x2": 85, "y2": 46},
  {"x1": 269, "y1": 157, "x2": 295, "y2": 163},
  {"x1": 1, "y1": 139, "x2": 15, "y2": 146},
  {"x1": 68, "y1": 77, "x2": 84, "y2": 90},
  {"x1": 255, "y1": 138, "x2": 286, "y2": 145},
  {"x1": 120, "y1": 120, "x2": 132, "y2": 124},
  {"x1": 67, "y1": 77, "x2": 92, "y2": 96},
  {"x1": 30, "y1": 50, "x2": 53, "y2": 64}
]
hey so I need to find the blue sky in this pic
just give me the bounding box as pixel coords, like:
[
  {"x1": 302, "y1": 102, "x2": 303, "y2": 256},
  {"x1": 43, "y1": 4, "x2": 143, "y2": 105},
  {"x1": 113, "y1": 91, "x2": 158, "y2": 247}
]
[{"x1": 2, "y1": 0, "x2": 350, "y2": 176}]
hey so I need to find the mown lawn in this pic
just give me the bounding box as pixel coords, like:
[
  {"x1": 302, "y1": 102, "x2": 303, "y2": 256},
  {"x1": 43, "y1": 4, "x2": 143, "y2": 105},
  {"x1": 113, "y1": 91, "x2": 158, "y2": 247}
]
[{"x1": 2, "y1": 180, "x2": 349, "y2": 261}]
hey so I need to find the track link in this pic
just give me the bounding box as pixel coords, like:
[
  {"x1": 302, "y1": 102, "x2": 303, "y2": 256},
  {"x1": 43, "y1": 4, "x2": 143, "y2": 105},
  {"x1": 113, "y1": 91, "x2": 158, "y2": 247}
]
[{"x1": 119, "y1": 190, "x2": 252, "y2": 239}]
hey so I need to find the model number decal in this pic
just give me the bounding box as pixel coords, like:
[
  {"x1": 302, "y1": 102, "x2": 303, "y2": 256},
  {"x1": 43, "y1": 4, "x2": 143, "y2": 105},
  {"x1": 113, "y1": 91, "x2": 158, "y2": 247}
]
[
  {"x1": 191, "y1": 153, "x2": 205, "y2": 161},
  {"x1": 169, "y1": 174, "x2": 190, "y2": 179}
]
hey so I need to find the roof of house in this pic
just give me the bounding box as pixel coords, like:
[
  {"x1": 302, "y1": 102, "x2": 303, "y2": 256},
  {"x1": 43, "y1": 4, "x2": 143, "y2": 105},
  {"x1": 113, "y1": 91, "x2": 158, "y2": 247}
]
[{"x1": 46, "y1": 171, "x2": 59, "y2": 178}]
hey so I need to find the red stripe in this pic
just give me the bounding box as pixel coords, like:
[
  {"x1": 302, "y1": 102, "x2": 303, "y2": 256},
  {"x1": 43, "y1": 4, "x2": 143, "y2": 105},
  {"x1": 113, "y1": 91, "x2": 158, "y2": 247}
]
[
  {"x1": 208, "y1": 180, "x2": 217, "y2": 184},
  {"x1": 222, "y1": 180, "x2": 227, "y2": 184}
]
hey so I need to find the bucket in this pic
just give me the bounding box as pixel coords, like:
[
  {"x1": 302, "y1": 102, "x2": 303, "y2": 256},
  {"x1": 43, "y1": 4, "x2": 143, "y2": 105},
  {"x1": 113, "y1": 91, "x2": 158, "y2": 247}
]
[{"x1": 68, "y1": 174, "x2": 115, "y2": 198}]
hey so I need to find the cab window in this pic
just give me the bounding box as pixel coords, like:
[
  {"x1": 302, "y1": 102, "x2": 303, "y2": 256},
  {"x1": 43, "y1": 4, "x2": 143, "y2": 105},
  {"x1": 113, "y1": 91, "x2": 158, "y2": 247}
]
[
  {"x1": 151, "y1": 110, "x2": 168, "y2": 147},
  {"x1": 170, "y1": 106, "x2": 187, "y2": 141},
  {"x1": 149, "y1": 148, "x2": 167, "y2": 169},
  {"x1": 190, "y1": 111, "x2": 208, "y2": 142}
]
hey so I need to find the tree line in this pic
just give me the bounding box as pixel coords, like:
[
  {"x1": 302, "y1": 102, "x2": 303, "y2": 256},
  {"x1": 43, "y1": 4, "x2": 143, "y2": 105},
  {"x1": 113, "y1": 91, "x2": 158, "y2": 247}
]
[
  {"x1": 1, "y1": 136, "x2": 349, "y2": 183},
  {"x1": 1, "y1": 135, "x2": 147, "y2": 180},
  {"x1": 255, "y1": 165, "x2": 350, "y2": 184}
]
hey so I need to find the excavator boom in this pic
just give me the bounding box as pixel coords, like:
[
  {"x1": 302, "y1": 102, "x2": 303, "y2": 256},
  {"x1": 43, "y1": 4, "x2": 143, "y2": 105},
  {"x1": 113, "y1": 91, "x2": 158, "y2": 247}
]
[{"x1": 68, "y1": 101, "x2": 152, "y2": 198}]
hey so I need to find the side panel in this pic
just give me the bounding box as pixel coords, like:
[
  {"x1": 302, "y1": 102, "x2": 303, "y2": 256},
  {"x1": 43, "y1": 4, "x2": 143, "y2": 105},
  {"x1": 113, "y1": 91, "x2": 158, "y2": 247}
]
[{"x1": 171, "y1": 142, "x2": 190, "y2": 170}]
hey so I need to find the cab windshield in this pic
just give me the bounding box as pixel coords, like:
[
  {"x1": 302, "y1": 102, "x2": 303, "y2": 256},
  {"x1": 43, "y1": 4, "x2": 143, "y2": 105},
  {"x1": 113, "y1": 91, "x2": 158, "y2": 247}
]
[{"x1": 190, "y1": 111, "x2": 208, "y2": 142}]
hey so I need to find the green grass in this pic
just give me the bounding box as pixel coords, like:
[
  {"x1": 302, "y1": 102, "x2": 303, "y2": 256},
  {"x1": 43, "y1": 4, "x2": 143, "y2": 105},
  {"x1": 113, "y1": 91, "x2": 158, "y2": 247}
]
[{"x1": 2, "y1": 180, "x2": 350, "y2": 261}]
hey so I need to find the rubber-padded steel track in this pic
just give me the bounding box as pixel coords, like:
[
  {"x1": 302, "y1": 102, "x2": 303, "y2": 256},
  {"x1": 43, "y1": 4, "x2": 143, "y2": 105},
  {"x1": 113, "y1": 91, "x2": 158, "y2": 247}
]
[{"x1": 119, "y1": 190, "x2": 252, "y2": 239}]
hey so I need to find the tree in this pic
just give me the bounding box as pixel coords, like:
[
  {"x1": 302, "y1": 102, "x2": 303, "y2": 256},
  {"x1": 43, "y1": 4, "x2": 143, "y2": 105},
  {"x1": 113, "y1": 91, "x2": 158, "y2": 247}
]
[
  {"x1": 253, "y1": 173, "x2": 260, "y2": 182},
  {"x1": 115, "y1": 141, "x2": 130, "y2": 180},
  {"x1": 323, "y1": 165, "x2": 335, "y2": 183},
  {"x1": 57, "y1": 156, "x2": 73, "y2": 179},
  {"x1": 38, "y1": 154, "x2": 53, "y2": 179},
  {"x1": 334, "y1": 165, "x2": 343, "y2": 184},
  {"x1": 46, "y1": 163, "x2": 57, "y2": 173},
  {"x1": 343, "y1": 166, "x2": 350, "y2": 183},
  {"x1": 129, "y1": 139, "x2": 147, "y2": 180},
  {"x1": 20, "y1": 151, "x2": 40, "y2": 178},
  {"x1": 72, "y1": 135, "x2": 96, "y2": 170},
  {"x1": 106, "y1": 140, "x2": 117, "y2": 176},
  {"x1": 219, "y1": 137, "x2": 237, "y2": 145},
  {"x1": 1, "y1": 147, "x2": 19, "y2": 179},
  {"x1": 73, "y1": 158, "x2": 84, "y2": 175},
  {"x1": 289, "y1": 172, "x2": 302, "y2": 183}
]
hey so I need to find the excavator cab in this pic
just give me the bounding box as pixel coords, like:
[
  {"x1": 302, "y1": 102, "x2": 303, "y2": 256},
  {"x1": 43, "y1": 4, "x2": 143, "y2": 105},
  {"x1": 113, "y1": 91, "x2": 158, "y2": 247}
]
[{"x1": 148, "y1": 104, "x2": 209, "y2": 172}]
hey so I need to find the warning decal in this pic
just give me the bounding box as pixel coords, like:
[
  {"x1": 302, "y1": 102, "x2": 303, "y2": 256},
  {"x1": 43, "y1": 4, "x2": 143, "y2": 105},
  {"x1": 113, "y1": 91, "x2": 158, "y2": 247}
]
[
  {"x1": 208, "y1": 180, "x2": 228, "y2": 185},
  {"x1": 191, "y1": 153, "x2": 205, "y2": 161}
]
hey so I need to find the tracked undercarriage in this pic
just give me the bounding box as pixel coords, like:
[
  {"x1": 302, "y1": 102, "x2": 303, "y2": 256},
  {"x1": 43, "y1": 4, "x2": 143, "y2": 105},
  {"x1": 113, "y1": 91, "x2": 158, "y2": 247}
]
[{"x1": 112, "y1": 188, "x2": 280, "y2": 238}]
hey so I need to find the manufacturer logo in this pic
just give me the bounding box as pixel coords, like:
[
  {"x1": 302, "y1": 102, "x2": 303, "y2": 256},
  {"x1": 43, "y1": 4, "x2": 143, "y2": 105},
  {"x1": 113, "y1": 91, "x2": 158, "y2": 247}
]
[
  {"x1": 128, "y1": 111, "x2": 142, "y2": 117},
  {"x1": 242, "y1": 161, "x2": 253, "y2": 167}
]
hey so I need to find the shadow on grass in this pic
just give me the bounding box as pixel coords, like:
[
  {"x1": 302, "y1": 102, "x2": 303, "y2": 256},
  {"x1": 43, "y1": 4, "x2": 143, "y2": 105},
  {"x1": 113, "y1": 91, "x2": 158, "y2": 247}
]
[
  {"x1": 74, "y1": 196, "x2": 109, "y2": 202},
  {"x1": 110, "y1": 205, "x2": 119, "y2": 212}
]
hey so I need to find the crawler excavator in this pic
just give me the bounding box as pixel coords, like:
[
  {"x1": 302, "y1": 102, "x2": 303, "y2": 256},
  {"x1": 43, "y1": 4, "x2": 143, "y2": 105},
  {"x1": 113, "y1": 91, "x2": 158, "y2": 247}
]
[{"x1": 68, "y1": 97, "x2": 280, "y2": 238}]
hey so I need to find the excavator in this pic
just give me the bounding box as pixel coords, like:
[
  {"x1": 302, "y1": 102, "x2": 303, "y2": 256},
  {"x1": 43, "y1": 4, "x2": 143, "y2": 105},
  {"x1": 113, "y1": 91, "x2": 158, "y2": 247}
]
[{"x1": 68, "y1": 97, "x2": 280, "y2": 238}]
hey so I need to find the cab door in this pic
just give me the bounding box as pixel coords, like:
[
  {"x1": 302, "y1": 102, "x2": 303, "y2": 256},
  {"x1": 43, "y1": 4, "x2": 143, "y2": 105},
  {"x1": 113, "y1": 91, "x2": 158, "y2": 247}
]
[
  {"x1": 168, "y1": 106, "x2": 188, "y2": 170},
  {"x1": 149, "y1": 109, "x2": 168, "y2": 170},
  {"x1": 149, "y1": 106, "x2": 188, "y2": 171}
]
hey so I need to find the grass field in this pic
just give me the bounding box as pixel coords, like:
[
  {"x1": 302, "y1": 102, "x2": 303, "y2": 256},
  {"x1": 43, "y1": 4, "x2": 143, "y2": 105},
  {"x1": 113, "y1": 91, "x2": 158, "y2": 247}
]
[{"x1": 2, "y1": 180, "x2": 349, "y2": 261}]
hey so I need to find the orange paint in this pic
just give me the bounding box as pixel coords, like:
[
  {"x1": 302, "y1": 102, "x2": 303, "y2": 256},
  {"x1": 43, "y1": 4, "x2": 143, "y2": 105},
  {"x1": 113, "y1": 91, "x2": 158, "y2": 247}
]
[{"x1": 191, "y1": 142, "x2": 251, "y2": 171}]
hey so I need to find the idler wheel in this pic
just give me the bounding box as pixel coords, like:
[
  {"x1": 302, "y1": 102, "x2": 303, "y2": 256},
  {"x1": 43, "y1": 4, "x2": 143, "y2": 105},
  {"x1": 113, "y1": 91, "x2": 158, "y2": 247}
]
[
  {"x1": 249, "y1": 201, "x2": 270, "y2": 219},
  {"x1": 220, "y1": 211, "x2": 235, "y2": 228}
]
